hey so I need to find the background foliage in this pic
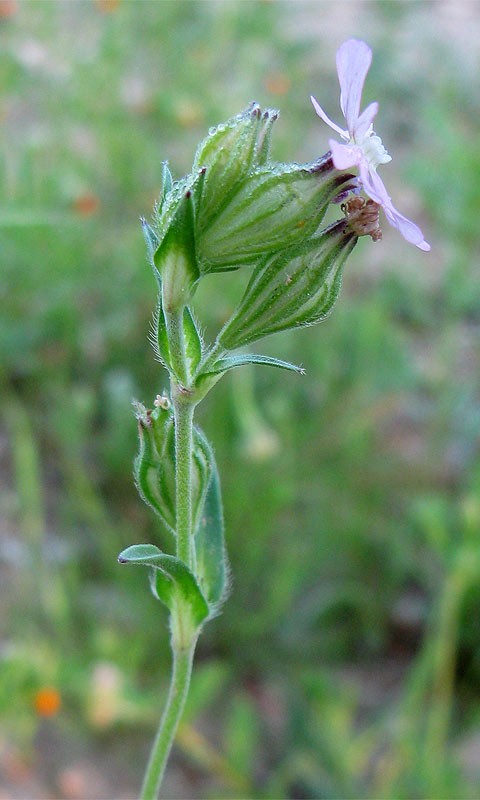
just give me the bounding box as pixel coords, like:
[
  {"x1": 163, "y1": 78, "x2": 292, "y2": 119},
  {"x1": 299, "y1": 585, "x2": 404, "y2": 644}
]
[{"x1": 1, "y1": 1, "x2": 480, "y2": 797}]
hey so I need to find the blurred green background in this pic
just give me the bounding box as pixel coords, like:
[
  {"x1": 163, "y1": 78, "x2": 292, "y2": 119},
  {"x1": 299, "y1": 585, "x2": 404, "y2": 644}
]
[{"x1": 1, "y1": 1, "x2": 480, "y2": 797}]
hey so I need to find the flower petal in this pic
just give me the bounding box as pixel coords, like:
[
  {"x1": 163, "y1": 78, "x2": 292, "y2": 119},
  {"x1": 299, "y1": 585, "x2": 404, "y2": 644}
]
[
  {"x1": 329, "y1": 138, "x2": 364, "y2": 170},
  {"x1": 354, "y1": 101, "x2": 378, "y2": 140},
  {"x1": 310, "y1": 95, "x2": 348, "y2": 139},
  {"x1": 336, "y1": 39, "x2": 372, "y2": 134},
  {"x1": 358, "y1": 162, "x2": 389, "y2": 205},
  {"x1": 383, "y1": 205, "x2": 431, "y2": 250},
  {"x1": 360, "y1": 167, "x2": 430, "y2": 251}
]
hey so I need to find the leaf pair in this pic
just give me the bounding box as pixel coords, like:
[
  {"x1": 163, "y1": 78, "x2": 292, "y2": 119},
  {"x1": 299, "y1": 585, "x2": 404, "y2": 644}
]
[
  {"x1": 121, "y1": 428, "x2": 228, "y2": 633},
  {"x1": 118, "y1": 544, "x2": 209, "y2": 638}
]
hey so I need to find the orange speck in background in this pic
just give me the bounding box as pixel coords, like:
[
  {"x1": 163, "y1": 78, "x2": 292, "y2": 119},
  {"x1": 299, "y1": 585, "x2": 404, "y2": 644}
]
[
  {"x1": 97, "y1": 0, "x2": 120, "y2": 13},
  {"x1": 74, "y1": 193, "x2": 100, "y2": 217},
  {"x1": 264, "y1": 71, "x2": 291, "y2": 96},
  {"x1": 34, "y1": 686, "x2": 61, "y2": 717},
  {"x1": 0, "y1": 0, "x2": 17, "y2": 18}
]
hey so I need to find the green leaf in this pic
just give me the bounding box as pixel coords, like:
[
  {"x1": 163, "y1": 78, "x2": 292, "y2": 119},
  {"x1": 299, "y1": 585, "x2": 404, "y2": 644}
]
[
  {"x1": 154, "y1": 187, "x2": 200, "y2": 312},
  {"x1": 183, "y1": 306, "x2": 202, "y2": 377},
  {"x1": 154, "y1": 299, "x2": 170, "y2": 369},
  {"x1": 202, "y1": 353, "x2": 306, "y2": 377},
  {"x1": 118, "y1": 544, "x2": 209, "y2": 628},
  {"x1": 194, "y1": 433, "x2": 229, "y2": 610},
  {"x1": 152, "y1": 302, "x2": 202, "y2": 381},
  {"x1": 133, "y1": 405, "x2": 212, "y2": 539}
]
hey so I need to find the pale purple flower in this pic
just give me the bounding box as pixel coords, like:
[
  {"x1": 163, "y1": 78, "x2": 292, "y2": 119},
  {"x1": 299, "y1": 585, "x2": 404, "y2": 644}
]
[{"x1": 311, "y1": 39, "x2": 430, "y2": 251}]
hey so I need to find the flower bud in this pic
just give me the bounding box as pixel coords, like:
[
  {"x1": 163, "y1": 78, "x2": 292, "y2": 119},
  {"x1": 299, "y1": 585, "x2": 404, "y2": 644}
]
[
  {"x1": 145, "y1": 105, "x2": 357, "y2": 299},
  {"x1": 133, "y1": 401, "x2": 211, "y2": 535},
  {"x1": 133, "y1": 400, "x2": 176, "y2": 531},
  {"x1": 196, "y1": 156, "x2": 355, "y2": 272},
  {"x1": 218, "y1": 219, "x2": 357, "y2": 349},
  {"x1": 193, "y1": 102, "x2": 266, "y2": 230}
]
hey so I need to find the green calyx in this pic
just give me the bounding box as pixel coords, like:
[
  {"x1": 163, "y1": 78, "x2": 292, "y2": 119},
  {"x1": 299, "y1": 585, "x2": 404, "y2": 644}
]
[
  {"x1": 145, "y1": 104, "x2": 356, "y2": 297},
  {"x1": 196, "y1": 158, "x2": 354, "y2": 271},
  {"x1": 218, "y1": 220, "x2": 358, "y2": 349}
]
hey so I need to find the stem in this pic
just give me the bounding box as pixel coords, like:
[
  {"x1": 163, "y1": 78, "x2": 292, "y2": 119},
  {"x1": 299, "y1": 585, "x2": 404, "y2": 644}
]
[
  {"x1": 140, "y1": 640, "x2": 196, "y2": 800},
  {"x1": 173, "y1": 395, "x2": 195, "y2": 568},
  {"x1": 140, "y1": 390, "x2": 197, "y2": 798}
]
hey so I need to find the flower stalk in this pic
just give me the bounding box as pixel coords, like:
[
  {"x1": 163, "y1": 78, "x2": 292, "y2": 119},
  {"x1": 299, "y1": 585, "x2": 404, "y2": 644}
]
[
  {"x1": 172, "y1": 391, "x2": 195, "y2": 569},
  {"x1": 140, "y1": 638, "x2": 196, "y2": 800}
]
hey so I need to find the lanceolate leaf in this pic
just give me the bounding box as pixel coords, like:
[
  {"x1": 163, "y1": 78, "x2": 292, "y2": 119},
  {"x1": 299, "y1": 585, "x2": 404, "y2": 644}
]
[
  {"x1": 194, "y1": 432, "x2": 229, "y2": 610},
  {"x1": 202, "y1": 353, "x2": 305, "y2": 377},
  {"x1": 118, "y1": 544, "x2": 209, "y2": 627},
  {"x1": 154, "y1": 187, "x2": 199, "y2": 313},
  {"x1": 153, "y1": 301, "x2": 202, "y2": 381},
  {"x1": 183, "y1": 306, "x2": 203, "y2": 377}
]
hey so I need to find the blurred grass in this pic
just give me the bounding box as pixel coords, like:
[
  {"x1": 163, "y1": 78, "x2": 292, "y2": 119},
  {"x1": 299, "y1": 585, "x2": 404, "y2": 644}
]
[{"x1": 1, "y1": 1, "x2": 480, "y2": 798}]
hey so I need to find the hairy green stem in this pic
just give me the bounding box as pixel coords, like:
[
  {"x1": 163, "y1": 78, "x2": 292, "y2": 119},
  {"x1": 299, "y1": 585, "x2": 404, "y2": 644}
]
[
  {"x1": 173, "y1": 395, "x2": 195, "y2": 569},
  {"x1": 140, "y1": 640, "x2": 196, "y2": 800},
  {"x1": 139, "y1": 380, "x2": 197, "y2": 797}
]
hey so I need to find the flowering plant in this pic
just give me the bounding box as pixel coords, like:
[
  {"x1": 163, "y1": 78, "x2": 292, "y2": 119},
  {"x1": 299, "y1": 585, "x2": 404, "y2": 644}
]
[{"x1": 117, "y1": 39, "x2": 429, "y2": 799}]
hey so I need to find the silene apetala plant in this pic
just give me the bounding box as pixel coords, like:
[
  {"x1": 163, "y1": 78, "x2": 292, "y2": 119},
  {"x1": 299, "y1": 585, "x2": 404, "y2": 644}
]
[{"x1": 117, "y1": 39, "x2": 430, "y2": 798}]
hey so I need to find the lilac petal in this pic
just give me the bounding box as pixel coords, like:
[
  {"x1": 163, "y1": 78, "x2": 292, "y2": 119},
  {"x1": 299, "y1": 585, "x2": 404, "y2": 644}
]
[
  {"x1": 383, "y1": 206, "x2": 431, "y2": 250},
  {"x1": 329, "y1": 138, "x2": 363, "y2": 170},
  {"x1": 310, "y1": 95, "x2": 348, "y2": 139},
  {"x1": 361, "y1": 167, "x2": 430, "y2": 251},
  {"x1": 354, "y1": 101, "x2": 379, "y2": 140},
  {"x1": 336, "y1": 39, "x2": 372, "y2": 134},
  {"x1": 359, "y1": 162, "x2": 388, "y2": 205}
]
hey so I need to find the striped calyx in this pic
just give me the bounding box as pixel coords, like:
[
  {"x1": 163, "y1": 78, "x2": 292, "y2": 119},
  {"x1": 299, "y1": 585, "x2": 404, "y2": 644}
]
[
  {"x1": 196, "y1": 157, "x2": 355, "y2": 272},
  {"x1": 218, "y1": 220, "x2": 358, "y2": 349},
  {"x1": 146, "y1": 105, "x2": 357, "y2": 291}
]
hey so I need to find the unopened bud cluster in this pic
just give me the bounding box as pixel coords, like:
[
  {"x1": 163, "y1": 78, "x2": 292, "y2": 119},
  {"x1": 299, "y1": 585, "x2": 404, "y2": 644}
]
[{"x1": 137, "y1": 102, "x2": 374, "y2": 397}]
